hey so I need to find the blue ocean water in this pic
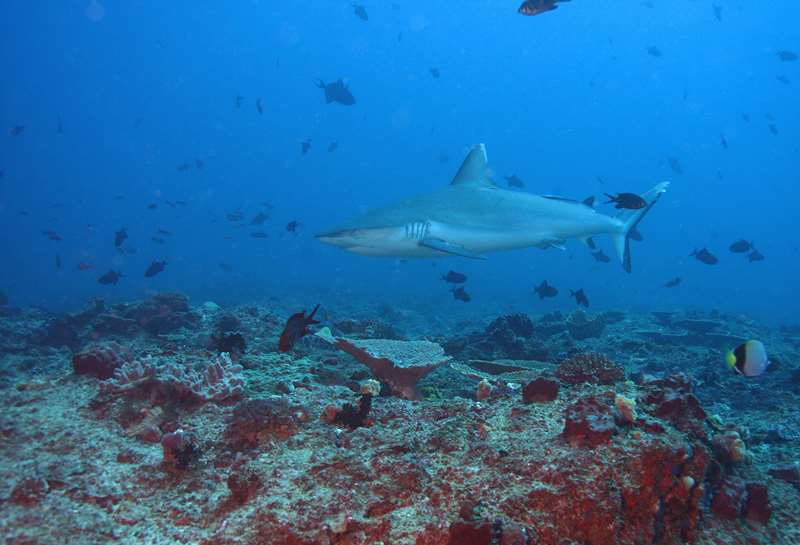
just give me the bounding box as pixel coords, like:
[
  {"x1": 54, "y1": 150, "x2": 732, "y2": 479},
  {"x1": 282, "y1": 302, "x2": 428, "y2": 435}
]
[{"x1": 1, "y1": 1, "x2": 798, "y2": 324}]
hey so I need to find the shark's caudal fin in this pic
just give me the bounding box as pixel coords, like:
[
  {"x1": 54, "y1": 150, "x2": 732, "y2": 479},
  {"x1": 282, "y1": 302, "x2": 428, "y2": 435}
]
[{"x1": 611, "y1": 182, "x2": 669, "y2": 273}]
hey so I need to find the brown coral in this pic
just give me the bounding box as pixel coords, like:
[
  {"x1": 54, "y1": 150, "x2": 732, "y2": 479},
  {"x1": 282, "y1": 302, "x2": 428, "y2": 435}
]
[{"x1": 555, "y1": 352, "x2": 624, "y2": 385}]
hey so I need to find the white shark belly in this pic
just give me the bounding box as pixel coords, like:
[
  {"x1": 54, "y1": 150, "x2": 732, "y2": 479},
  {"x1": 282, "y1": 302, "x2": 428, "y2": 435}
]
[{"x1": 427, "y1": 221, "x2": 546, "y2": 253}]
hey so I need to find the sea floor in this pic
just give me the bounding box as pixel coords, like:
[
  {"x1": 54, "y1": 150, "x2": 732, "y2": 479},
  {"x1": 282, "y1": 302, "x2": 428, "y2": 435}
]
[{"x1": 0, "y1": 293, "x2": 798, "y2": 545}]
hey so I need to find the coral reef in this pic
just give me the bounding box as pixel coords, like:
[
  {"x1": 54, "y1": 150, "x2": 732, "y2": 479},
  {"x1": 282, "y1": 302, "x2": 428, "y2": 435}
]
[{"x1": 555, "y1": 351, "x2": 625, "y2": 384}]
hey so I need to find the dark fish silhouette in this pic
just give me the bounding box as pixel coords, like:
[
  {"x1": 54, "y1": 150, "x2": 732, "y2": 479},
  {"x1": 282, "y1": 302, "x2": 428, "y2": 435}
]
[
  {"x1": 534, "y1": 280, "x2": 558, "y2": 299},
  {"x1": 603, "y1": 192, "x2": 646, "y2": 209},
  {"x1": 315, "y1": 79, "x2": 356, "y2": 105},
  {"x1": 713, "y1": 4, "x2": 722, "y2": 22},
  {"x1": 441, "y1": 270, "x2": 467, "y2": 284},
  {"x1": 250, "y1": 231, "x2": 268, "y2": 239},
  {"x1": 430, "y1": 67, "x2": 440, "y2": 79},
  {"x1": 777, "y1": 75, "x2": 790, "y2": 85},
  {"x1": 43, "y1": 230, "x2": 62, "y2": 241},
  {"x1": 720, "y1": 134, "x2": 728, "y2": 149},
  {"x1": 777, "y1": 50, "x2": 798, "y2": 62},
  {"x1": 518, "y1": 0, "x2": 567, "y2": 16},
  {"x1": 353, "y1": 3, "x2": 368, "y2": 21},
  {"x1": 56, "y1": 255, "x2": 61, "y2": 269},
  {"x1": 177, "y1": 163, "x2": 192, "y2": 172},
  {"x1": 570, "y1": 288, "x2": 589, "y2": 308},
  {"x1": 663, "y1": 277, "x2": 682, "y2": 288},
  {"x1": 251, "y1": 212, "x2": 269, "y2": 225},
  {"x1": 278, "y1": 304, "x2": 320, "y2": 352},
  {"x1": 667, "y1": 157, "x2": 683, "y2": 175},
  {"x1": 747, "y1": 250, "x2": 765, "y2": 262},
  {"x1": 114, "y1": 228, "x2": 128, "y2": 248},
  {"x1": 57, "y1": 116, "x2": 63, "y2": 134},
  {"x1": 286, "y1": 220, "x2": 301, "y2": 234},
  {"x1": 769, "y1": 124, "x2": 778, "y2": 135},
  {"x1": 328, "y1": 141, "x2": 338, "y2": 152},
  {"x1": 629, "y1": 227, "x2": 644, "y2": 242},
  {"x1": 226, "y1": 210, "x2": 244, "y2": 222},
  {"x1": 505, "y1": 174, "x2": 525, "y2": 188},
  {"x1": 647, "y1": 46, "x2": 662, "y2": 57},
  {"x1": 451, "y1": 287, "x2": 471, "y2": 302},
  {"x1": 144, "y1": 260, "x2": 166, "y2": 278},
  {"x1": 8, "y1": 126, "x2": 25, "y2": 136},
  {"x1": 151, "y1": 236, "x2": 165, "y2": 244},
  {"x1": 98, "y1": 270, "x2": 122, "y2": 285},
  {"x1": 301, "y1": 139, "x2": 312, "y2": 155},
  {"x1": 147, "y1": 203, "x2": 158, "y2": 210},
  {"x1": 219, "y1": 263, "x2": 233, "y2": 272},
  {"x1": 729, "y1": 239, "x2": 754, "y2": 253},
  {"x1": 690, "y1": 248, "x2": 718, "y2": 265},
  {"x1": 592, "y1": 250, "x2": 611, "y2": 263},
  {"x1": 195, "y1": 159, "x2": 204, "y2": 169},
  {"x1": 235, "y1": 95, "x2": 244, "y2": 108},
  {"x1": 157, "y1": 229, "x2": 172, "y2": 236},
  {"x1": 256, "y1": 98, "x2": 263, "y2": 115},
  {"x1": 741, "y1": 113, "x2": 750, "y2": 123}
]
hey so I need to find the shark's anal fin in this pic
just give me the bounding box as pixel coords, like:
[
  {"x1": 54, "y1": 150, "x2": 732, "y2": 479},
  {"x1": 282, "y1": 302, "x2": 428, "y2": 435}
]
[{"x1": 420, "y1": 238, "x2": 486, "y2": 259}]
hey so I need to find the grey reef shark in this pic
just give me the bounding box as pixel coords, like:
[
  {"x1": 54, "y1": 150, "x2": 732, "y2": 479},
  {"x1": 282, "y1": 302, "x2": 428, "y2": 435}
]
[{"x1": 317, "y1": 144, "x2": 668, "y2": 272}]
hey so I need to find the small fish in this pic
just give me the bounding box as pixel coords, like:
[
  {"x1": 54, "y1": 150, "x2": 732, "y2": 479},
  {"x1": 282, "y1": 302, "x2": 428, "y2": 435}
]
[
  {"x1": 603, "y1": 192, "x2": 646, "y2": 209},
  {"x1": 430, "y1": 67, "x2": 440, "y2": 79},
  {"x1": 151, "y1": 236, "x2": 165, "y2": 244},
  {"x1": 177, "y1": 163, "x2": 192, "y2": 172},
  {"x1": 769, "y1": 124, "x2": 778, "y2": 135},
  {"x1": 353, "y1": 3, "x2": 368, "y2": 21},
  {"x1": 328, "y1": 141, "x2": 338, "y2": 152},
  {"x1": 776, "y1": 75, "x2": 790, "y2": 85},
  {"x1": 592, "y1": 250, "x2": 611, "y2": 263},
  {"x1": 315, "y1": 79, "x2": 356, "y2": 106},
  {"x1": 114, "y1": 228, "x2": 128, "y2": 248},
  {"x1": 8, "y1": 126, "x2": 25, "y2": 136},
  {"x1": 647, "y1": 46, "x2": 662, "y2": 58},
  {"x1": 256, "y1": 98, "x2": 263, "y2": 115},
  {"x1": 663, "y1": 277, "x2": 682, "y2": 288},
  {"x1": 144, "y1": 260, "x2": 167, "y2": 278},
  {"x1": 667, "y1": 157, "x2": 683, "y2": 175},
  {"x1": 720, "y1": 134, "x2": 728, "y2": 149},
  {"x1": 226, "y1": 210, "x2": 244, "y2": 223},
  {"x1": 777, "y1": 50, "x2": 798, "y2": 62},
  {"x1": 218, "y1": 263, "x2": 233, "y2": 272},
  {"x1": 286, "y1": 220, "x2": 301, "y2": 234},
  {"x1": 195, "y1": 159, "x2": 204, "y2": 169},
  {"x1": 728, "y1": 239, "x2": 754, "y2": 253},
  {"x1": 570, "y1": 288, "x2": 589, "y2": 308},
  {"x1": 98, "y1": 270, "x2": 122, "y2": 285},
  {"x1": 451, "y1": 287, "x2": 471, "y2": 302},
  {"x1": 712, "y1": 4, "x2": 722, "y2": 22},
  {"x1": 278, "y1": 305, "x2": 320, "y2": 352},
  {"x1": 741, "y1": 113, "x2": 750, "y2": 123},
  {"x1": 518, "y1": 0, "x2": 562, "y2": 16},
  {"x1": 235, "y1": 95, "x2": 244, "y2": 108},
  {"x1": 505, "y1": 174, "x2": 525, "y2": 188},
  {"x1": 441, "y1": 270, "x2": 467, "y2": 284},
  {"x1": 690, "y1": 248, "x2": 718, "y2": 265},
  {"x1": 174, "y1": 200, "x2": 188, "y2": 206},
  {"x1": 55, "y1": 255, "x2": 61, "y2": 269},
  {"x1": 43, "y1": 230, "x2": 62, "y2": 242},
  {"x1": 301, "y1": 139, "x2": 312, "y2": 155},
  {"x1": 251, "y1": 212, "x2": 269, "y2": 225},
  {"x1": 747, "y1": 249, "x2": 764, "y2": 262},
  {"x1": 250, "y1": 231, "x2": 268, "y2": 239},
  {"x1": 77, "y1": 262, "x2": 95, "y2": 271},
  {"x1": 157, "y1": 229, "x2": 173, "y2": 236},
  {"x1": 628, "y1": 227, "x2": 644, "y2": 242},
  {"x1": 534, "y1": 280, "x2": 558, "y2": 299},
  {"x1": 726, "y1": 340, "x2": 769, "y2": 377},
  {"x1": 57, "y1": 116, "x2": 63, "y2": 134},
  {"x1": 147, "y1": 203, "x2": 158, "y2": 210}
]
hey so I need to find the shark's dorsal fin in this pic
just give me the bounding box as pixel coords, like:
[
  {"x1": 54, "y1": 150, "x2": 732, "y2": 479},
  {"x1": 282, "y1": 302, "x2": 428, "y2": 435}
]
[{"x1": 451, "y1": 144, "x2": 492, "y2": 187}]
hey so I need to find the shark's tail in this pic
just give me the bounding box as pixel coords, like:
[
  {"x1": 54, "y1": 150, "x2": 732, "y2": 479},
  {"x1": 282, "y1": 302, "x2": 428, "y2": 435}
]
[{"x1": 611, "y1": 182, "x2": 669, "y2": 273}]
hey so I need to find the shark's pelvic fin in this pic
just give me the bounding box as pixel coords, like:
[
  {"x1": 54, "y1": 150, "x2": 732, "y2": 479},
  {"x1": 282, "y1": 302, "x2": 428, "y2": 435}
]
[
  {"x1": 451, "y1": 143, "x2": 494, "y2": 187},
  {"x1": 420, "y1": 237, "x2": 486, "y2": 259},
  {"x1": 611, "y1": 182, "x2": 669, "y2": 273}
]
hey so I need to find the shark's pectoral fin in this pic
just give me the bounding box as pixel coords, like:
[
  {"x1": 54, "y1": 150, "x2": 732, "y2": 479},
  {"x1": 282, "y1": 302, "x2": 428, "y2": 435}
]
[{"x1": 420, "y1": 238, "x2": 486, "y2": 259}]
